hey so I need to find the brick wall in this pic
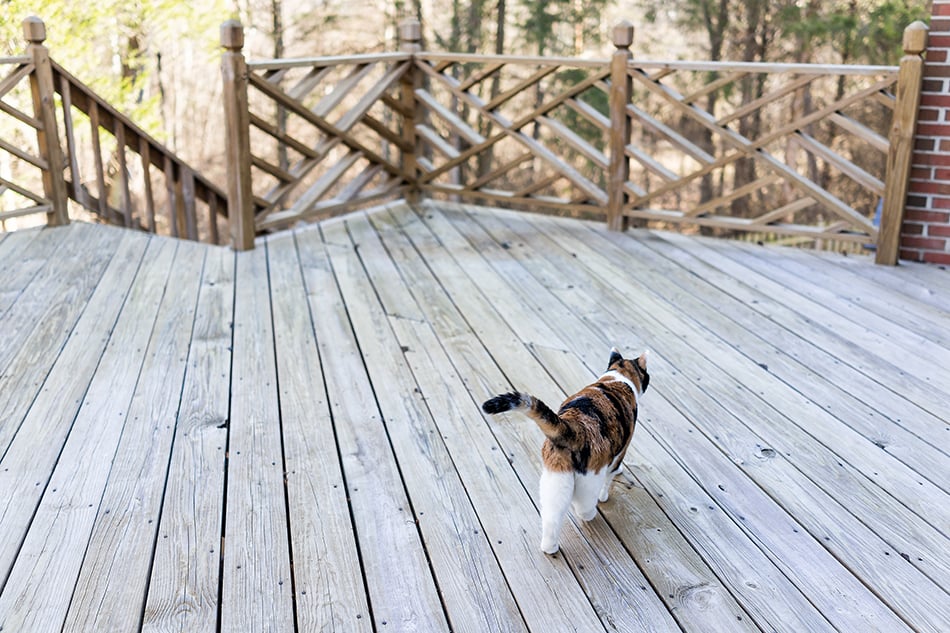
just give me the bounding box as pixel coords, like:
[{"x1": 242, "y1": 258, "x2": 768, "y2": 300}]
[{"x1": 904, "y1": 0, "x2": 950, "y2": 264}]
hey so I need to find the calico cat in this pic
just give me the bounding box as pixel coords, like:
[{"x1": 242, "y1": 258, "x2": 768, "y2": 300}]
[{"x1": 482, "y1": 348, "x2": 649, "y2": 554}]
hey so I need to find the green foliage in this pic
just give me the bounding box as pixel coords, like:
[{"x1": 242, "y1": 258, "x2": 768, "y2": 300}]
[{"x1": 1, "y1": 0, "x2": 228, "y2": 136}]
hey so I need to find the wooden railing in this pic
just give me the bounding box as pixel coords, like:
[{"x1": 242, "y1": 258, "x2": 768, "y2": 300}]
[
  {"x1": 1, "y1": 15, "x2": 929, "y2": 263},
  {"x1": 0, "y1": 17, "x2": 228, "y2": 243},
  {"x1": 223, "y1": 19, "x2": 928, "y2": 263}
]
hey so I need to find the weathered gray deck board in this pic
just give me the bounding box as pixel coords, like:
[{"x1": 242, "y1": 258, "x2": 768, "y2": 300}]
[{"x1": 0, "y1": 203, "x2": 947, "y2": 633}]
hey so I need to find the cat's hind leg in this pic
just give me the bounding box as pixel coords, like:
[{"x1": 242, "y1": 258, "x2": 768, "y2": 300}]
[
  {"x1": 572, "y1": 471, "x2": 606, "y2": 521},
  {"x1": 539, "y1": 469, "x2": 574, "y2": 554},
  {"x1": 598, "y1": 454, "x2": 624, "y2": 502}
]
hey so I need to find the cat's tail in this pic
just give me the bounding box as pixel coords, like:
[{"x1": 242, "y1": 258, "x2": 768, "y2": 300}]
[{"x1": 481, "y1": 392, "x2": 567, "y2": 442}]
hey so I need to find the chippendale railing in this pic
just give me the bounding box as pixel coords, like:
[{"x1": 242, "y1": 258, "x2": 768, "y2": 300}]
[
  {"x1": 1, "y1": 16, "x2": 927, "y2": 264},
  {"x1": 222, "y1": 19, "x2": 928, "y2": 263}
]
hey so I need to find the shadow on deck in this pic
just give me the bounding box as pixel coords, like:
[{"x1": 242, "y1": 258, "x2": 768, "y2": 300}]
[{"x1": 0, "y1": 201, "x2": 947, "y2": 632}]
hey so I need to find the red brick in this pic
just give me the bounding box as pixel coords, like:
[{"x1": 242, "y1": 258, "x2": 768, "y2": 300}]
[
  {"x1": 920, "y1": 93, "x2": 950, "y2": 107},
  {"x1": 908, "y1": 180, "x2": 950, "y2": 195},
  {"x1": 905, "y1": 209, "x2": 950, "y2": 223},
  {"x1": 915, "y1": 138, "x2": 937, "y2": 151},
  {"x1": 930, "y1": 35, "x2": 950, "y2": 48},
  {"x1": 929, "y1": 49, "x2": 949, "y2": 63},
  {"x1": 912, "y1": 151, "x2": 950, "y2": 167},
  {"x1": 911, "y1": 166, "x2": 935, "y2": 180},
  {"x1": 901, "y1": 222, "x2": 926, "y2": 235},
  {"x1": 905, "y1": 195, "x2": 931, "y2": 209},
  {"x1": 901, "y1": 236, "x2": 947, "y2": 250},
  {"x1": 935, "y1": 2, "x2": 950, "y2": 17},
  {"x1": 900, "y1": 248, "x2": 923, "y2": 262},
  {"x1": 928, "y1": 223, "x2": 950, "y2": 237},
  {"x1": 932, "y1": 18, "x2": 950, "y2": 32},
  {"x1": 918, "y1": 108, "x2": 941, "y2": 122},
  {"x1": 922, "y1": 79, "x2": 948, "y2": 93},
  {"x1": 921, "y1": 251, "x2": 950, "y2": 265},
  {"x1": 915, "y1": 123, "x2": 950, "y2": 136},
  {"x1": 935, "y1": 168, "x2": 950, "y2": 181},
  {"x1": 934, "y1": 196, "x2": 950, "y2": 209},
  {"x1": 923, "y1": 63, "x2": 950, "y2": 78}
]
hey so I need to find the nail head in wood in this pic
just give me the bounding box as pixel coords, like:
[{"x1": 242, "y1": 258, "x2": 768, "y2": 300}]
[
  {"x1": 23, "y1": 16, "x2": 46, "y2": 44},
  {"x1": 221, "y1": 20, "x2": 245, "y2": 50},
  {"x1": 399, "y1": 19, "x2": 422, "y2": 44},
  {"x1": 612, "y1": 21, "x2": 634, "y2": 49},
  {"x1": 902, "y1": 21, "x2": 928, "y2": 56}
]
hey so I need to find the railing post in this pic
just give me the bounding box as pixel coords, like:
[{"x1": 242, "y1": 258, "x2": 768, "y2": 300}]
[
  {"x1": 23, "y1": 16, "x2": 69, "y2": 227},
  {"x1": 877, "y1": 21, "x2": 929, "y2": 265},
  {"x1": 607, "y1": 21, "x2": 633, "y2": 232},
  {"x1": 399, "y1": 19, "x2": 422, "y2": 204},
  {"x1": 221, "y1": 20, "x2": 255, "y2": 251}
]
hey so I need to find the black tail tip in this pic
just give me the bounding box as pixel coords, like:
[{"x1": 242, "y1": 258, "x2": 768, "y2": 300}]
[{"x1": 482, "y1": 392, "x2": 522, "y2": 414}]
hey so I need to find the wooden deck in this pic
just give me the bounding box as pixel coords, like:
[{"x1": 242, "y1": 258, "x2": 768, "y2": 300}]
[{"x1": 0, "y1": 201, "x2": 948, "y2": 632}]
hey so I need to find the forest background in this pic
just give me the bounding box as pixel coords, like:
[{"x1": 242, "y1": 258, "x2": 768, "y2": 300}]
[{"x1": 0, "y1": 0, "x2": 931, "y2": 206}]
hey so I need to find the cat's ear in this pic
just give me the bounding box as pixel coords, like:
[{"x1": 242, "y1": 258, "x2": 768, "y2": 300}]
[
  {"x1": 637, "y1": 350, "x2": 649, "y2": 370},
  {"x1": 608, "y1": 347, "x2": 622, "y2": 368}
]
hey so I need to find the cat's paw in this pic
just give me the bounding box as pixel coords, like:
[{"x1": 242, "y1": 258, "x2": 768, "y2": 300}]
[
  {"x1": 598, "y1": 490, "x2": 610, "y2": 503},
  {"x1": 540, "y1": 539, "x2": 560, "y2": 555}
]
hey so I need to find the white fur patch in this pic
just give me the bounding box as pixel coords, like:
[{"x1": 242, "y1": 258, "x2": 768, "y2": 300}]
[{"x1": 600, "y1": 370, "x2": 639, "y2": 406}]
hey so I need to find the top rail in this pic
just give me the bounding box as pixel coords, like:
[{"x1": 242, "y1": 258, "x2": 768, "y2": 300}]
[
  {"x1": 248, "y1": 52, "x2": 411, "y2": 70},
  {"x1": 419, "y1": 51, "x2": 898, "y2": 76}
]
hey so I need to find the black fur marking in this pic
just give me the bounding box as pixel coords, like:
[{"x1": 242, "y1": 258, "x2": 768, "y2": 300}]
[
  {"x1": 571, "y1": 444, "x2": 591, "y2": 474},
  {"x1": 482, "y1": 392, "x2": 522, "y2": 414},
  {"x1": 559, "y1": 396, "x2": 598, "y2": 418},
  {"x1": 608, "y1": 349, "x2": 622, "y2": 369}
]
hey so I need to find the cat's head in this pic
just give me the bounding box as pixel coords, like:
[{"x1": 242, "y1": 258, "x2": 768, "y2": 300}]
[{"x1": 608, "y1": 347, "x2": 650, "y2": 394}]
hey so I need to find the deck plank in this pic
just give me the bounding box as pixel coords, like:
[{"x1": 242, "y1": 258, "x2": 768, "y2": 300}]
[
  {"x1": 340, "y1": 214, "x2": 532, "y2": 633},
  {"x1": 297, "y1": 223, "x2": 448, "y2": 631},
  {"x1": 430, "y1": 204, "x2": 849, "y2": 631},
  {"x1": 491, "y1": 206, "x2": 950, "y2": 626},
  {"x1": 442, "y1": 203, "x2": 926, "y2": 631},
  {"x1": 658, "y1": 231, "x2": 950, "y2": 418},
  {"x1": 0, "y1": 224, "x2": 124, "y2": 456},
  {"x1": 0, "y1": 226, "x2": 53, "y2": 316},
  {"x1": 0, "y1": 236, "x2": 176, "y2": 632},
  {"x1": 266, "y1": 230, "x2": 372, "y2": 632},
  {"x1": 0, "y1": 229, "x2": 150, "y2": 591},
  {"x1": 716, "y1": 238, "x2": 950, "y2": 378},
  {"x1": 220, "y1": 244, "x2": 295, "y2": 633},
  {"x1": 1, "y1": 207, "x2": 947, "y2": 633},
  {"x1": 371, "y1": 207, "x2": 729, "y2": 632},
  {"x1": 142, "y1": 245, "x2": 234, "y2": 633},
  {"x1": 62, "y1": 240, "x2": 206, "y2": 632}
]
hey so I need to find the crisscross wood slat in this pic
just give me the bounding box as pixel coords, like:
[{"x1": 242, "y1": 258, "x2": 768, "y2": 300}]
[{"x1": 240, "y1": 56, "x2": 410, "y2": 230}]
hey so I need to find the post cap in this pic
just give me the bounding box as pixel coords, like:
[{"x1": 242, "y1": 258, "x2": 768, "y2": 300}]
[
  {"x1": 23, "y1": 16, "x2": 46, "y2": 44},
  {"x1": 902, "y1": 21, "x2": 928, "y2": 56},
  {"x1": 399, "y1": 18, "x2": 422, "y2": 43},
  {"x1": 221, "y1": 20, "x2": 245, "y2": 50},
  {"x1": 612, "y1": 21, "x2": 634, "y2": 49}
]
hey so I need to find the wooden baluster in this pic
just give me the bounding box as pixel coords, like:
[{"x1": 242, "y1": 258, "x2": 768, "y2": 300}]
[
  {"x1": 399, "y1": 19, "x2": 422, "y2": 204},
  {"x1": 115, "y1": 123, "x2": 133, "y2": 227},
  {"x1": 221, "y1": 20, "x2": 255, "y2": 250},
  {"x1": 139, "y1": 137, "x2": 156, "y2": 233},
  {"x1": 877, "y1": 21, "x2": 928, "y2": 265},
  {"x1": 607, "y1": 21, "x2": 633, "y2": 232},
  {"x1": 23, "y1": 16, "x2": 69, "y2": 226}
]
